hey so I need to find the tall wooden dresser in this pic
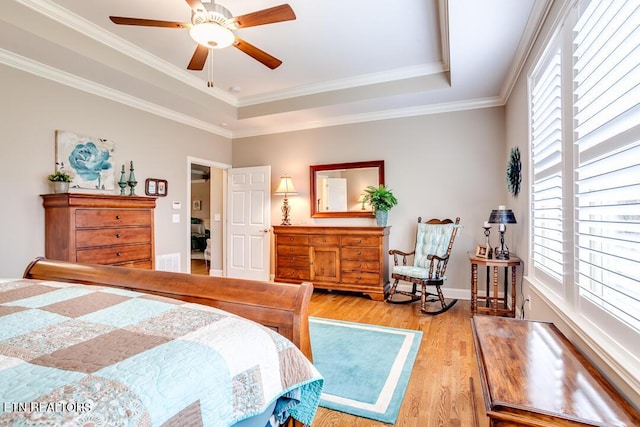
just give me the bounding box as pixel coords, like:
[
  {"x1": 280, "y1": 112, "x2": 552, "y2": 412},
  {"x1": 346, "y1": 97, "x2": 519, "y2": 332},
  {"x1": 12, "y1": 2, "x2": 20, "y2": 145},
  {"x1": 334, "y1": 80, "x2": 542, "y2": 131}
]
[
  {"x1": 273, "y1": 226, "x2": 390, "y2": 300},
  {"x1": 41, "y1": 193, "x2": 156, "y2": 269}
]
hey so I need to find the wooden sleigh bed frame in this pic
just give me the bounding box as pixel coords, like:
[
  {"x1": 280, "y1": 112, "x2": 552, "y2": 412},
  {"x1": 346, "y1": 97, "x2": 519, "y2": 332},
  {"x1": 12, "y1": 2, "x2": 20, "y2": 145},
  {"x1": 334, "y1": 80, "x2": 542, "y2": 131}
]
[{"x1": 23, "y1": 257, "x2": 314, "y2": 361}]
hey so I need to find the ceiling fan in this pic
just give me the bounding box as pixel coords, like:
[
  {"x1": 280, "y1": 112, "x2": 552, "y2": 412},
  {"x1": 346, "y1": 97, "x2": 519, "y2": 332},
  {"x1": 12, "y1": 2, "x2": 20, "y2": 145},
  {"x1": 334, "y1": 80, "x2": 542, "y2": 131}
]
[{"x1": 109, "y1": 0, "x2": 296, "y2": 71}]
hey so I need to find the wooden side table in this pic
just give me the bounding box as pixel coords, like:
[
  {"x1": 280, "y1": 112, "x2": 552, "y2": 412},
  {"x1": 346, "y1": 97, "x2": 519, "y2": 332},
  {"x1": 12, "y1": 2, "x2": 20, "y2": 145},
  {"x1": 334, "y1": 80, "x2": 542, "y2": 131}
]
[{"x1": 469, "y1": 254, "x2": 521, "y2": 317}]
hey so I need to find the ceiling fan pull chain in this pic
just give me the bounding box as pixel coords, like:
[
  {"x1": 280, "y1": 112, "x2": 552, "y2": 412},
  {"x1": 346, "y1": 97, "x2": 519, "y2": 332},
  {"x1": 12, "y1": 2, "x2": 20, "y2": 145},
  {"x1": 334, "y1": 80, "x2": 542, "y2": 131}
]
[{"x1": 207, "y1": 49, "x2": 214, "y2": 88}]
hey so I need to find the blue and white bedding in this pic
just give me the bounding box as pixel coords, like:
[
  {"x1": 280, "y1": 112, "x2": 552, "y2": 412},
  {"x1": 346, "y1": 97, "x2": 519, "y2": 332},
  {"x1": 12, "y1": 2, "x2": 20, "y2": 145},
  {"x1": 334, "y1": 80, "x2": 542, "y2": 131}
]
[{"x1": 0, "y1": 278, "x2": 323, "y2": 426}]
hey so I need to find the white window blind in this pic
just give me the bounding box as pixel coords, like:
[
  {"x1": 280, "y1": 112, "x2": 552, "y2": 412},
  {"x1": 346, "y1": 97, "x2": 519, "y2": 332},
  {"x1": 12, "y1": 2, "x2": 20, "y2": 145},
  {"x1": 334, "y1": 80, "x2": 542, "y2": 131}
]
[
  {"x1": 573, "y1": 0, "x2": 640, "y2": 332},
  {"x1": 531, "y1": 45, "x2": 564, "y2": 288}
]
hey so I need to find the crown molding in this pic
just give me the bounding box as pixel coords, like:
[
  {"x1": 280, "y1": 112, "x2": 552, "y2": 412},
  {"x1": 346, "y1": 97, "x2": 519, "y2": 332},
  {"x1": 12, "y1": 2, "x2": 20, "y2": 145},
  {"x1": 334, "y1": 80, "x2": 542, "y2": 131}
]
[
  {"x1": 2, "y1": 47, "x2": 502, "y2": 141},
  {"x1": 14, "y1": 0, "x2": 238, "y2": 106},
  {"x1": 6, "y1": 0, "x2": 517, "y2": 140},
  {"x1": 231, "y1": 96, "x2": 504, "y2": 139},
  {"x1": 0, "y1": 49, "x2": 504, "y2": 139},
  {"x1": 438, "y1": 0, "x2": 451, "y2": 72},
  {"x1": 0, "y1": 48, "x2": 232, "y2": 138},
  {"x1": 238, "y1": 62, "x2": 447, "y2": 107},
  {"x1": 500, "y1": 0, "x2": 554, "y2": 103}
]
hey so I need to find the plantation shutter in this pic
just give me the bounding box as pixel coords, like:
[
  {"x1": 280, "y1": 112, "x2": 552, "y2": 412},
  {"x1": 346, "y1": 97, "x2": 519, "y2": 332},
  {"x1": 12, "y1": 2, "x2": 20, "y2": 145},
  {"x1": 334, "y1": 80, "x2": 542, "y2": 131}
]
[
  {"x1": 530, "y1": 43, "x2": 564, "y2": 290},
  {"x1": 573, "y1": 0, "x2": 640, "y2": 331}
]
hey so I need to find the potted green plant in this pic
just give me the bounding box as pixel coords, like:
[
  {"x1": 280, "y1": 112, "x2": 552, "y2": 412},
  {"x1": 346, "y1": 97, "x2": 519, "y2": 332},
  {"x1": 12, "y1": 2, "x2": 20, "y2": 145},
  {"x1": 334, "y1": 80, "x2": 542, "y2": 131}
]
[
  {"x1": 47, "y1": 169, "x2": 72, "y2": 193},
  {"x1": 362, "y1": 184, "x2": 398, "y2": 226}
]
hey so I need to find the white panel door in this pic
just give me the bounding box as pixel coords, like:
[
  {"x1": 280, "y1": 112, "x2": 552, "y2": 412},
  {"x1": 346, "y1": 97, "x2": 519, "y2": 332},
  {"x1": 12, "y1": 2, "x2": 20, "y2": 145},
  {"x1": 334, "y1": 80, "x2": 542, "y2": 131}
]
[
  {"x1": 226, "y1": 166, "x2": 271, "y2": 280},
  {"x1": 327, "y1": 177, "x2": 347, "y2": 211}
]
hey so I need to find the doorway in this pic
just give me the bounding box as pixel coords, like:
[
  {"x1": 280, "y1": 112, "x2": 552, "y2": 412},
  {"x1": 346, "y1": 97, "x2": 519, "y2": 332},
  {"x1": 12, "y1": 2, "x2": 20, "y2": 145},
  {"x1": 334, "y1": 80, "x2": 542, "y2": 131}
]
[{"x1": 188, "y1": 157, "x2": 228, "y2": 276}]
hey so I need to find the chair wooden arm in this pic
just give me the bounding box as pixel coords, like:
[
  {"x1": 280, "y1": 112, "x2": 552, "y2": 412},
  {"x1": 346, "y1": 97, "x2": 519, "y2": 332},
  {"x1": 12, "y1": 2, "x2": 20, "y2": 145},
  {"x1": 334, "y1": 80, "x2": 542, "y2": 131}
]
[
  {"x1": 389, "y1": 249, "x2": 415, "y2": 266},
  {"x1": 426, "y1": 254, "x2": 449, "y2": 278}
]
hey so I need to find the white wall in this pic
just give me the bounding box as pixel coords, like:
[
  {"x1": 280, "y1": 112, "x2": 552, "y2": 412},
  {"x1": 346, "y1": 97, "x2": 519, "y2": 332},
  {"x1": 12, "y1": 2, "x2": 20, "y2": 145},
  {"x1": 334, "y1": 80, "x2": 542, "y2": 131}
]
[
  {"x1": 0, "y1": 64, "x2": 231, "y2": 276},
  {"x1": 233, "y1": 107, "x2": 509, "y2": 298}
]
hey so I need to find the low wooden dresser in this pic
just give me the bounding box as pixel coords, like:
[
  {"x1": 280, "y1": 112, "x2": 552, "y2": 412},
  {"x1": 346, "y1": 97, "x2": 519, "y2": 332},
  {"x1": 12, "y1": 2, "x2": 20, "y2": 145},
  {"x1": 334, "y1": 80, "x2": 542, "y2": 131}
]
[
  {"x1": 41, "y1": 193, "x2": 156, "y2": 269},
  {"x1": 273, "y1": 226, "x2": 390, "y2": 300},
  {"x1": 472, "y1": 315, "x2": 640, "y2": 426}
]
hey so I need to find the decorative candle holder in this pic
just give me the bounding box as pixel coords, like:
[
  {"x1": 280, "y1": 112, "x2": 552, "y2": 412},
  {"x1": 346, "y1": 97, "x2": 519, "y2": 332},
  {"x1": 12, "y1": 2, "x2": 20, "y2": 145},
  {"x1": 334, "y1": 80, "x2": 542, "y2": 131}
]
[
  {"x1": 127, "y1": 161, "x2": 137, "y2": 196},
  {"x1": 118, "y1": 164, "x2": 128, "y2": 196},
  {"x1": 483, "y1": 225, "x2": 493, "y2": 259}
]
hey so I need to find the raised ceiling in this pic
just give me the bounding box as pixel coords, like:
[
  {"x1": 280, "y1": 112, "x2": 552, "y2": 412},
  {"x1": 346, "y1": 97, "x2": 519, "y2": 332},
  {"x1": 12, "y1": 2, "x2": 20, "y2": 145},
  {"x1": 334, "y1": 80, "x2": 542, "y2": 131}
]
[{"x1": 0, "y1": 0, "x2": 549, "y2": 138}]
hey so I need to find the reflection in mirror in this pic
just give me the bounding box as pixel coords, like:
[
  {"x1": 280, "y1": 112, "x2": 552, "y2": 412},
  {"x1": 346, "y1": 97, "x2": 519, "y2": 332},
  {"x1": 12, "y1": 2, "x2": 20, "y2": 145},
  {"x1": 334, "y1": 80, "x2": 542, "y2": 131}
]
[{"x1": 310, "y1": 160, "x2": 384, "y2": 218}]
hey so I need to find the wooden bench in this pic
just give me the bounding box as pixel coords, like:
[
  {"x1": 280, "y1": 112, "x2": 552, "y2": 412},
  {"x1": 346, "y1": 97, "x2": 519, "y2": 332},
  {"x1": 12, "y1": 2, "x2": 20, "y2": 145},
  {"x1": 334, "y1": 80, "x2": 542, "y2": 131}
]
[{"x1": 472, "y1": 315, "x2": 640, "y2": 426}]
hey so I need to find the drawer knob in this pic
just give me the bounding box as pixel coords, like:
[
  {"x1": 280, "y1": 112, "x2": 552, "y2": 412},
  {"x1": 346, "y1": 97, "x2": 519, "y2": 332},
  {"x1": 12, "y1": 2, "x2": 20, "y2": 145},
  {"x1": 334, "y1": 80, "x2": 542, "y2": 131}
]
[
  {"x1": 289, "y1": 237, "x2": 294, "y2": 241},
  {"x1": 358, "y1": 263, "x2": 362, "y2": 268},
  {"x1": 116, "y1": 252, "x2": 121, "y2": 257},
  {"x1": 115, "y1": 233, "x2": 121, "y2": 238},
  {"x1": 358, "y1": 239, "x2": 362, "y2": 244},
  {"x1": 357, "y1": 251, "x2": 362, "y2": 255},
  {"x1": 115, "y1": 215, "x2": 121, "y2": 220}
]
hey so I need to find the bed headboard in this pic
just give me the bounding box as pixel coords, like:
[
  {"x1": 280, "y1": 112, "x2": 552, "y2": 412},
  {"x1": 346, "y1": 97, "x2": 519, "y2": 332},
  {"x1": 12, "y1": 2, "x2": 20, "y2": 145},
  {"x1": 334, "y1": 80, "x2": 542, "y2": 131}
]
[{"x1": 23, "y1": 258, "x2": 313, "y2": 361}]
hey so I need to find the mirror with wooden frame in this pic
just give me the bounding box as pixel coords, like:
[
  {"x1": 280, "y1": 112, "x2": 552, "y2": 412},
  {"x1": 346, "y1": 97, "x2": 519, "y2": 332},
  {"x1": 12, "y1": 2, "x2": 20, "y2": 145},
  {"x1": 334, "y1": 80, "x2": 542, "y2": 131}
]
[{"x1": 310, "y1": 160, "x2": 385, "y2": 218}]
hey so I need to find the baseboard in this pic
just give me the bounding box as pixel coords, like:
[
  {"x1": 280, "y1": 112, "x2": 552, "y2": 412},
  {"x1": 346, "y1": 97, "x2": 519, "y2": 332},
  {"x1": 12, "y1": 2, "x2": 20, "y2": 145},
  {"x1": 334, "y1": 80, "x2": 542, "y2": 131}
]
[{"x1": 266, "y1": 278, "x2": 472, "y2": 301}]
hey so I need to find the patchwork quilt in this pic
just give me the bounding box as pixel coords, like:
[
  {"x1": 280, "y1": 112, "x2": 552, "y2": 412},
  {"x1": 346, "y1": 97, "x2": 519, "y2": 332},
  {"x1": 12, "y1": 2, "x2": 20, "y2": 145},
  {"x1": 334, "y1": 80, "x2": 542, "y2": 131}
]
[{"x1": 0, "y1": 278, "x2": 323, "y2": 426}]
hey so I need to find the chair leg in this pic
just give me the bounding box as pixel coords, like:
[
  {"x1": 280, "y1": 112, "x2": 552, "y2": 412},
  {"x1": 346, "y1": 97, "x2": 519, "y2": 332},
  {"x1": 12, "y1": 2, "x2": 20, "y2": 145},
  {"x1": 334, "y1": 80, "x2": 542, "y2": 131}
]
[
  {"x1": 386, "y1": 278, "x2": 421, "y2": 304},
  {"x1": 420, "y1": 284, "x2": 458, "y2": 315},
  {"x1": 386, "y1": 278, "x2": 400, "y2": 301}
]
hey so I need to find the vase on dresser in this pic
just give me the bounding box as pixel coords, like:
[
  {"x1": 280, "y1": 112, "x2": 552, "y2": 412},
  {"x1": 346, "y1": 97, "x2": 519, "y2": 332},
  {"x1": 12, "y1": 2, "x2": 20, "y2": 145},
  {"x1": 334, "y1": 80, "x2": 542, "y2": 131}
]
[
  {"x1": 51, "y1": 181, "x2": 69, "y2": 193},
  {"x1": 375, "y1": 210, "x2": 388, "y2": 226}
]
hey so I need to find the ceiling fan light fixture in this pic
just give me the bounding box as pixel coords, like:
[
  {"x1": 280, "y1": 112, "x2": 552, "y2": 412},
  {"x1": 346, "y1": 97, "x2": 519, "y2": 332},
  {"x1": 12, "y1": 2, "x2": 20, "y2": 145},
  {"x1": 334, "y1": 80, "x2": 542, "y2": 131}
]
[{"x1": 189, "y1": 23, "x2": 234, "y2": 49}]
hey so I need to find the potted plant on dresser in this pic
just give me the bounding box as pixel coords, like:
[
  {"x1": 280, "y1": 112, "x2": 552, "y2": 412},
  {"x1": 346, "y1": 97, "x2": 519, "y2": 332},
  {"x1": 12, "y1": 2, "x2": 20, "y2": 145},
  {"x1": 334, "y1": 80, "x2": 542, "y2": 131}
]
[
  {"x1": 47, "y1": 169, "x2": 71, "y2": 193},
  {"x1": 362, "y1": 184, "x2": 398, "y2": 226}
]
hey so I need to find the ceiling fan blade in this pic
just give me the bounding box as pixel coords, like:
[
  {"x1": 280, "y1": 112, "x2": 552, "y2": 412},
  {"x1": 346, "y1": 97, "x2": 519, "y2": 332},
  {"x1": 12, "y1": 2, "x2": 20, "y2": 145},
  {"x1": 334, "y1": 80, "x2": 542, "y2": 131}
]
[
  {"x1": 231, "y1": 4, "x2": 296, "y2": 28},
  {"x1": 233, "y1": 37, "x2": 282, "y2": 69},
  {"x1": 187, "y1": 44, "x2": 209, "y2": 70},
  {"x1": 109, "y1": 16, "x2": 190, "y2": 29},
  {"x1": 185, "y1": 0, "x2": 207, "y2": 14}
]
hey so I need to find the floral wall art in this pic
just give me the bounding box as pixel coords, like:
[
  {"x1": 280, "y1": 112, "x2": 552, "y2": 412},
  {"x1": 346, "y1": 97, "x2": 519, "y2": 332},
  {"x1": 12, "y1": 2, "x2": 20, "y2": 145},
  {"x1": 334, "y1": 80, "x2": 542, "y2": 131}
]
[{"x1": 55, "y1": 130, "x2": 115, "y2": 191}]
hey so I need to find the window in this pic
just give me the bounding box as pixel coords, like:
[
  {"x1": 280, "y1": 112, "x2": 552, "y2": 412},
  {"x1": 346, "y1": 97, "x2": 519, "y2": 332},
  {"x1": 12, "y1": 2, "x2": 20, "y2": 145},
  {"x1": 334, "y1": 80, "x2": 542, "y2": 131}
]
[
  {"x1": 531, "y1": 43, "x2": 564, "y2": 293},
  {"x1": 529, "y1": 0, "x2": 640, "y2": 369}
]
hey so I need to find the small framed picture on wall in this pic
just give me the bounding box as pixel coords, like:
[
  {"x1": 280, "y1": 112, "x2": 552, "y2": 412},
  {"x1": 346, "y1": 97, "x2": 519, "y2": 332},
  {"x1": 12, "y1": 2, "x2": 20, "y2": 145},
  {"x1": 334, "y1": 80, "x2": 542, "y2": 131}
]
[
  {"x1": 157, "y1": 180, "x2": 167, "y2": 196},
  {"x1": 145, "y1": 178, "x2": 168, "y2": 197},
  {"x1": 145, "y1": 179, "x2": 157, "y2": 196}
]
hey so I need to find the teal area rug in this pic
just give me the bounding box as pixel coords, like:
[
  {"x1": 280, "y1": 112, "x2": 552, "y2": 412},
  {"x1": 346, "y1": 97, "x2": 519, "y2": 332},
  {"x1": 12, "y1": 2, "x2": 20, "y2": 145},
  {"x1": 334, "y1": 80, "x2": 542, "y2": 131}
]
[{"x1": 309, "y1": 317, "x2": 422, "y2": 424}]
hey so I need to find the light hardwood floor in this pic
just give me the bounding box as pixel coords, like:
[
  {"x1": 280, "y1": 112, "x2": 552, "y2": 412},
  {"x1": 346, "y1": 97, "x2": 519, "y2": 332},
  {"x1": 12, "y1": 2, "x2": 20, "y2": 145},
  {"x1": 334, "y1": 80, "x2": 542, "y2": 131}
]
[
  {"x1": 308, "y1": 290, "x2": 489, "y2": 427},
  {"x1": 190, "y1": 258, "x2": 209, "y2": 275}
]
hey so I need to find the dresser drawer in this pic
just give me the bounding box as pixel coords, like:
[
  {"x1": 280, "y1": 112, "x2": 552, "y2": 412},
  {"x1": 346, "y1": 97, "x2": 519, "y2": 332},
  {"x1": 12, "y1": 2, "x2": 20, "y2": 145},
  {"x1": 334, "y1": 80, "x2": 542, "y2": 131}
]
[
  {"x1": 277, "y1": 235, "x2": 309, "y2": 245},
  {"x1": 309, "y1": 235, "x2": 340, "y2": 246},
  {"x1": 277, "y1": 256, "x2": 310, "y2": 269},
  {"x1": 341, "y1": 271, "x2": 380, "y2": 285},
  {"x1": 342, "y1": 247, "x2": 379, "y2": 260},
  {"x1": 76, "y1": 244, "x2": 151, "y2": 265},
  {"x1": 76, "y1": 209, "x2": 151, "y2": 228},
  {"x1": 342, "y1": 260, "x2": 380, "y2": 272},
  {"x1": 76, "y1": 227, "x2": 151, "y2": 249},
  {"x1": 277, "y1": 268, "x2": 311, "y2": 281},
  {"x1": 342, "y1": 236, "x2": 380, "y2": 247},
  {"x1": 277, "y1": 245, "x2": 310, "y2": 256}
]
